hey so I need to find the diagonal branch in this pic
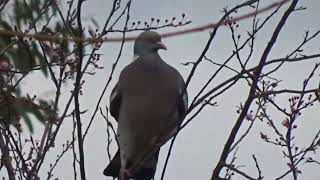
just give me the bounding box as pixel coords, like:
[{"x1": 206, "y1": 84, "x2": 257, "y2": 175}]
[{"x1": 211, "y1": 0, "x2": 299, "y2": 179}]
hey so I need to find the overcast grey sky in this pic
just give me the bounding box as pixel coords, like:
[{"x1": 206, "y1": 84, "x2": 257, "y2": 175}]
[{"x1": 12, "y1": 0, "x2": 320, "y2": 180}]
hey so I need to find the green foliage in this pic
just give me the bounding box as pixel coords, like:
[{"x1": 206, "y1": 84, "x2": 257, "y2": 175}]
[
  {"x1": 0, "y1": 0, "x2": 65, "y2": 132},
  {"x1": 0, "y1": 93, "x2": 50, "y2": 133},
  {"x1": 13, "y1": 0, "x2": 57, "y2": 29}
]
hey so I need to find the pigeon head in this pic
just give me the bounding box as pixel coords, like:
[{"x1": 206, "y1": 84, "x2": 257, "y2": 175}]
[{"x1": 134, "y1": 31, "x2": 167, "y2": 56}]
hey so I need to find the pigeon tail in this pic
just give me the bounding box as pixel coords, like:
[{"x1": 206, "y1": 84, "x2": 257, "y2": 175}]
[
  {"x1": 103, "y1": 150, "x2": 121, "y2": 177},
  {"x1": 103, "y1": 149, "x2": 160, "y2": 180}
]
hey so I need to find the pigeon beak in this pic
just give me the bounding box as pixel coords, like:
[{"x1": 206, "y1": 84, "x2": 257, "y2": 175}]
[{"x1": 157, "y1": 41, "x2": 167, "y2": 50}]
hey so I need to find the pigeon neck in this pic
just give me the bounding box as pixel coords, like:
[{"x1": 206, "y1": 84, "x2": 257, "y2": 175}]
[
  {"x1": 132, "y1": 54, "x2": 140, "y2": 61},
  {"x1": 133, "y1": 44, "x2": 161, "y2": 62},
  {"x1": 132, "y1": 52, "x2": 161, "y2": 63},
  {"x1": 134, "y1": 41, "x2": 160, "y2": 57}
]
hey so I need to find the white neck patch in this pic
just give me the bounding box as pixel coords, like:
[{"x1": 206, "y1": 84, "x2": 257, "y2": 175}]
[{"x1": 133, "y1": 54, "x2": 140, "y2": 61}]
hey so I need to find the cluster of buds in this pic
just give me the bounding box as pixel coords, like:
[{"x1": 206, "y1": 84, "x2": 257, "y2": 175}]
[
  {"x1": 129, "y1": 13, "x2": 190, "y2": 30},
  {"x1": 281, "y1": 117, "x2": 297, "y2": 129},
  {"x1": 0, "y1": 60, "x2": 12, "y2": 72}
]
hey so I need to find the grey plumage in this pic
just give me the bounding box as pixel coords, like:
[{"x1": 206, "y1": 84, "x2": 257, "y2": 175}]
[{"x1": 103, "y1": 31, "x2": 188, "y2": 180}]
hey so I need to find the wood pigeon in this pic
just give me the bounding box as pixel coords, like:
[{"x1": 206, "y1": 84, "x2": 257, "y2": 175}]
[{"x1": 103, "y1": 31, "x2": 188, "y2": 180}]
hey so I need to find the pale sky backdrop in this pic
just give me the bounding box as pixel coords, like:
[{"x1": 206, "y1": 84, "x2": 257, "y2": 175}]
[{"x1": 12, "y1": 0, "x2": 320, "y2": 179}]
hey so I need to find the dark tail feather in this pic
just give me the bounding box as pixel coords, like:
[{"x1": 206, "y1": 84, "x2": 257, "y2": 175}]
[
  {"x1": 103, "y1": 149, "x2": 160, "y2": 180},
  {"x1": 103, "y1": 150, "x2": 121, "y2": 177},
  {"x1": 134, "y1": 150, "x2": 160, "y2": 180}
]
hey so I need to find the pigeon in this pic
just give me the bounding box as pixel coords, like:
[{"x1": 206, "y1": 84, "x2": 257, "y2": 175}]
[{"x1": 103, "y1": 31, "x2": 188, "y2": 180}]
